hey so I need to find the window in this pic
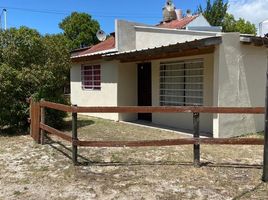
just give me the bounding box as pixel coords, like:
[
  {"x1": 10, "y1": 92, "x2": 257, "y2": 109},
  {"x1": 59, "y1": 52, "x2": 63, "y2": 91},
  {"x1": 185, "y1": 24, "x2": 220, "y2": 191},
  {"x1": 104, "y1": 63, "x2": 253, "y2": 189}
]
[
  {"x1": 81, "y1": 65, "x2": 101, "y2": 90},
  {"x1": 160, "y1": 59, "x2": 204, "y2": 106}
]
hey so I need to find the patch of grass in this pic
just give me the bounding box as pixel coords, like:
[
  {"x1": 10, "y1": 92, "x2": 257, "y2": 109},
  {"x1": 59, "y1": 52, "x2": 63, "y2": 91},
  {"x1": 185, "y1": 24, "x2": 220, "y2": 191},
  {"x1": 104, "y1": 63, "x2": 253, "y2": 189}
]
[
  {"x1": 111, "y1": 154, "x2": 122, "y2": 163},
  {"x1": 238, "y1": 132, "x2": 264, "y2": 138},
  {"x1": 13, "y1": 191, "x2": 22, "y2": 196},
  {"x1": 39, "y1": 166, "x2": 49, "y2": 171}
]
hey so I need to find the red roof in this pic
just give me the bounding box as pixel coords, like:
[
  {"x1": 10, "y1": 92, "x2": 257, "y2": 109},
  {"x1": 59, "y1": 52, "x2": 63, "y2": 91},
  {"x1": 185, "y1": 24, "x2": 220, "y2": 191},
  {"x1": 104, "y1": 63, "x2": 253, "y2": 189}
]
[
  {"x1": 71, "y1": 15, "x2": 199, "y2": 59},
  {"x1": 71, "y1": 36, "x2": 115, "y2": 58},
  {"x1": 157, "y1": 15, "x2": 199, "y2": 29}
]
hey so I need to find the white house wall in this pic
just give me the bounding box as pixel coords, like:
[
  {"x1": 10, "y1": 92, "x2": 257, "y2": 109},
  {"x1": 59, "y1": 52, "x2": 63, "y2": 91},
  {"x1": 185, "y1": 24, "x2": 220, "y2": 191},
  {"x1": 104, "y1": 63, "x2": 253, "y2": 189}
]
[
  {"x1": 115, "y1": 20, "x2": 147, "y2": 52},
  {"x1": 70, "y1": 61, "x2": 119, "y2": 121},
  {"x1": 135, "y1": 27, "x2": 217, "y2": 50},
  {"x1": 117, "y1": 62, "x2": 138, "y2": 121},
  {"x1": 186, "y1": 15, "x2": 210, "y2": 27},
  {"x1": 214, "y1": 33, "x2": 267, "y2": 138},
  {"x1": 151, "y1": 54, "x2": 214, "y2": 133}
]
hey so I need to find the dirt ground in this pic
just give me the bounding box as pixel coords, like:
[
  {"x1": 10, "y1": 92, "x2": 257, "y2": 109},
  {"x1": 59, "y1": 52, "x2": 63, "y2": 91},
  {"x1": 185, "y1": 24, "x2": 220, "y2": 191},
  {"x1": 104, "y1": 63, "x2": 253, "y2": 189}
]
[{"x1": 0, "y1": 115, "x2": 267, "y2": 200}]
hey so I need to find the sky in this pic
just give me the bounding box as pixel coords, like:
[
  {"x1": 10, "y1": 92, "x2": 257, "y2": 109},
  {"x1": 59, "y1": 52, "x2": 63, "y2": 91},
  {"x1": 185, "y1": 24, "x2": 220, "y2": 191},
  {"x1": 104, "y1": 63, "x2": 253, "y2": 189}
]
[{"x1": 0, "y1": 0, "x2": 267, "y2": 35}]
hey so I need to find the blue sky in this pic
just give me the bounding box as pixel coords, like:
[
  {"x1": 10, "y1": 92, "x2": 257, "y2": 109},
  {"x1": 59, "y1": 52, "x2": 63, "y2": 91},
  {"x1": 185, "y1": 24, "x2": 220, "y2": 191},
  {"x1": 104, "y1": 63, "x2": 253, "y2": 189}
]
[
  {"x1": 0, "y1": 0, "x2": 205, "y2": 35},
  {"x1": 1, "y1": 0, "x2": 267, "y2": 35}
]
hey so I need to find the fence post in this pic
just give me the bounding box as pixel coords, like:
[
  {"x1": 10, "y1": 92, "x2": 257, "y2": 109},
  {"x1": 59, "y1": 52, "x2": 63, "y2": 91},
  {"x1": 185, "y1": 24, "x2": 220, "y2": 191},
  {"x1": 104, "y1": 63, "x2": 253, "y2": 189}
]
[
  {"x1": 193, "y1": 112, "x2": 200, "y2": 167},
  {"x1": 40, "y1": 98, "x2": 46, "y2": 145},
  {"x1": 29, "y1": 98, "x2": 32, "y2": 137},
  {"x1": 72, "y1": 105, "x2": 78, "y2": 165},
  {"x1": 263, "y1": 67, "x2": 268, "y2": 182}
]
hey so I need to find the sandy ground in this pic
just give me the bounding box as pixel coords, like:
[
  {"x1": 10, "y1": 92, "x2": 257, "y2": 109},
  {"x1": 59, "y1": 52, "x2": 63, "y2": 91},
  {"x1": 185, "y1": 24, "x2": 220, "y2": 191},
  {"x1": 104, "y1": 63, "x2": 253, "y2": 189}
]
[{"x1": 0, "y1": 116, "x2": 267, "y2": 200}]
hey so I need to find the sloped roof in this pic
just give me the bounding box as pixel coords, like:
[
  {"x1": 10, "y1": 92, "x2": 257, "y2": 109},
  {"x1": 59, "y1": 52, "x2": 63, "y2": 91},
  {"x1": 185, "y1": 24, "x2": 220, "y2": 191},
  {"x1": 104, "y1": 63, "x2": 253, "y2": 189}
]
[
  {"x1": 157, "y1": 15, "x2": 199, "y2": 29},
  {"x1": 71, "y1": 36, "x2": 116, "y2": 58},
  {"x1": 104, "y1": 37, "x2": 222, "y2": 62}
]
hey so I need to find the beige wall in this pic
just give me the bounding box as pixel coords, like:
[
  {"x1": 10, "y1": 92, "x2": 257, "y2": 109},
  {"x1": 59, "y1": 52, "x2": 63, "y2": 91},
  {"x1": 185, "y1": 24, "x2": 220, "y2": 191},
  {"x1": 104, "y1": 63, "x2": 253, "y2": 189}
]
[
  {"x1": 117, "y1": 62, "x2": 138, "y2": 121},
  {"x1": 151, "y1": 54, "x2": 214, "y2": 133},
  {"x1": 135, "y1": 27, "x2": 217, "y2": 50},
  {"x1": 70, "y1": 60, "x2": 119, "y2": 121},
  {"x1": 213, "y1": 33, "x2": 267, "y2": 138}
]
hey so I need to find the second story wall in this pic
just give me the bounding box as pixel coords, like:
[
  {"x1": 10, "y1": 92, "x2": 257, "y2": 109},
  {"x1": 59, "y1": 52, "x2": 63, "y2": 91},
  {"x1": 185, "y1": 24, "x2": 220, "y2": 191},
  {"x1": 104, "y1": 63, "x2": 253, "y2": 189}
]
[{"x1": 135, "y1": 26, "x2": 218, "y2": 50}]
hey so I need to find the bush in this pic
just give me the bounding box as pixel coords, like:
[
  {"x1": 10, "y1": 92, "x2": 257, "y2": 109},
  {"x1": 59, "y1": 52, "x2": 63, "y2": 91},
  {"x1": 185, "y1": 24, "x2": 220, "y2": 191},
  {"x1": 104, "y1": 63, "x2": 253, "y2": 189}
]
[{"x1": 0, "y1": 27, "x2": 70, "y2": 132}]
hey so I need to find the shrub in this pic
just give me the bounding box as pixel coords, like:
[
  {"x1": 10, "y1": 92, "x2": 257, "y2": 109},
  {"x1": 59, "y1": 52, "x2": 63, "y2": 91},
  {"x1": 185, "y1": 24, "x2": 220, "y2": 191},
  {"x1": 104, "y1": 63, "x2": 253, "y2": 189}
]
[{"x1": 0, "y1": 27, "x2": 70, "y2": 132}]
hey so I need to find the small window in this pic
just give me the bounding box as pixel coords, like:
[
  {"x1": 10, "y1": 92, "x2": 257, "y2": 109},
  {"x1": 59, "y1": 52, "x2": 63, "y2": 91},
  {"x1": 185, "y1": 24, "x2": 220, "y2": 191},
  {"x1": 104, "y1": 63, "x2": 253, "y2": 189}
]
[
  {"x1": 81, "y1": 65, "x2": 101, "y2": 90},
  {"x1": 160, "y1": 59, "x2": 204, "y2": 106}
]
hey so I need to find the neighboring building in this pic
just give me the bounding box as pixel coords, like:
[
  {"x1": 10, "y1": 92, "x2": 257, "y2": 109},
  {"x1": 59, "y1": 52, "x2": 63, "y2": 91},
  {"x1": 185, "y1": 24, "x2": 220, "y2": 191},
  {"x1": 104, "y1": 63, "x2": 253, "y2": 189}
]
[
  {"x1": 259, "y1": 20, "x2": 268, "y2": 37},
  {"x1": 70, "y1": 4, "x2": 268, "y2": 138}
]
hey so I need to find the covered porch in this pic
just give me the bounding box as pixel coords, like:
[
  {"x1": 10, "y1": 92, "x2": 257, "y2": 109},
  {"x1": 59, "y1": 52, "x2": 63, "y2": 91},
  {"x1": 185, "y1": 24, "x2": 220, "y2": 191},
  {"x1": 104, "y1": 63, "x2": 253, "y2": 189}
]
[{"x1": 105, "y1": 37, "x2": 222, "y2": 136}]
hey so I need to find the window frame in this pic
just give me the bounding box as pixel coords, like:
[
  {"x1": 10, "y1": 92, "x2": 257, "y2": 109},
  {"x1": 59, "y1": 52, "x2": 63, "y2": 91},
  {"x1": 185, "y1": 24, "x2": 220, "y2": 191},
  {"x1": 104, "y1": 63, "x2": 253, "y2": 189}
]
[
  {"x1": 159, "y1": 59, "x2": 204, "y2": 106},
  {"x1": 81, "y1": 64, "x2": 101, "y2": 91}
]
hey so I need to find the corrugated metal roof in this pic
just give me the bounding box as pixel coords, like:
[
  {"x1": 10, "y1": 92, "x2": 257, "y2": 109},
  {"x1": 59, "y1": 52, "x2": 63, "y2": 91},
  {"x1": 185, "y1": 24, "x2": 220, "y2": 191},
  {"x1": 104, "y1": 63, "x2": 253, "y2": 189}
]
[
  {"x1": 71, "y1": 36, "x2": 116, "y2": 58},
  {"x1": 104, "y1": 37, "x2": 222, "y2": 62},
  {"x1": 105, "y1": 37, "x2": 222, "y2": 57}
]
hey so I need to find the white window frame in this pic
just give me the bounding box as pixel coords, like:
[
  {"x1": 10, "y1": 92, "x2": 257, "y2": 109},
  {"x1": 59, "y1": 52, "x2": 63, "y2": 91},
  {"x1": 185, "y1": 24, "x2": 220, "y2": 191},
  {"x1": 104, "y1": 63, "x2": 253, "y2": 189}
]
[
  {"x1": 81, "y1": 64, "x2": 101, "y2": 91},
  {"x1": 160, "y1": 59, "x2": 204, "y2": 106}
]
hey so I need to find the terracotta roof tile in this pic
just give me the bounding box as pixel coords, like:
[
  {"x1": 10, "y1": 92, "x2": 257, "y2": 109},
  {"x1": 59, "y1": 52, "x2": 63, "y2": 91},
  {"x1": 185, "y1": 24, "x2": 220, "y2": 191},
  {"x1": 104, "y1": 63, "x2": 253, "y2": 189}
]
[
  {"x1": 72, "y1": 36, "x2": 115, "y2": 58},
  {"x1": 157, "y1": 15, "x2": 199, "y2": 29}
]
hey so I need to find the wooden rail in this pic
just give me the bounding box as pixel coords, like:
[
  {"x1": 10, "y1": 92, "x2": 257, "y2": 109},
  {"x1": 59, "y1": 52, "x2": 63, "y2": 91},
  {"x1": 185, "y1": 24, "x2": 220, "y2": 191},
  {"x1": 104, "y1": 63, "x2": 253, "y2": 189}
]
[
  {"x1": 75, "y1": 138, "x2": 264, "y2": 147},
  {"x1": 29, "y1": 99, "x2": 267, "y2": 182},
  {"x1": 40, "y1": 101, "x2": 265, "y2": 114},
  {"x1": 40, "y1": 123, "x2": 72, "y2": 142}
]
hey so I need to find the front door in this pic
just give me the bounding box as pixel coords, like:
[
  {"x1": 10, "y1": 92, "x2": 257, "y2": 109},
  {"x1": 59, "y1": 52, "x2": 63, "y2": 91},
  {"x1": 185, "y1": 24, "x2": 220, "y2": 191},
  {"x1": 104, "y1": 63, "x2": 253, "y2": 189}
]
[{"x1": 138, "y1": 63, "x2": 152, "y2": 121}]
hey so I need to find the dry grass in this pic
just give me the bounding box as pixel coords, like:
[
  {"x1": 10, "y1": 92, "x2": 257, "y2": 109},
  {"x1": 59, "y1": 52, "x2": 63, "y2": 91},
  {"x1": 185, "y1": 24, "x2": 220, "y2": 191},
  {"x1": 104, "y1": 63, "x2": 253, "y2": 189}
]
[{"x1": 0, "y1": 115, "x2": 267, "y2": 200}]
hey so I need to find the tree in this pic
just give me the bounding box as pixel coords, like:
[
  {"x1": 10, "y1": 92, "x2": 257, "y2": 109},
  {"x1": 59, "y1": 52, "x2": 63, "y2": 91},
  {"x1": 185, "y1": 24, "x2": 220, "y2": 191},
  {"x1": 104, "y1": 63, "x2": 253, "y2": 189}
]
[
  {"x1": 0, "y1": 27, "x2": 70, "y2": 132},
  {"x1": 198, "y1": 0, "x2": 228, "y2": 27},
  {"x1": 59, "y1": 12, "x2": 100, "y2": 50},
  {"x1": 222, "y1": 13, "x2": 256, "y2": 34},
  {"x1": 198, "y1": 1, "x2": 257, "y2": 34}
]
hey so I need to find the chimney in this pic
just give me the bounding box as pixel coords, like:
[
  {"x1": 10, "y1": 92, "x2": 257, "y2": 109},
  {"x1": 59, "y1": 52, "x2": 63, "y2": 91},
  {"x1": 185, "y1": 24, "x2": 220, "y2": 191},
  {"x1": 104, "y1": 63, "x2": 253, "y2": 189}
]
[
  {"x1": 176, "y1": 9, "x2": 183, "y2": 20},
  {"x1": 162, "y1": 0, "x2": 177, "y2": 22},
  {"x1": 186, "y1": 9, "x2": 192, "y2": 17}
]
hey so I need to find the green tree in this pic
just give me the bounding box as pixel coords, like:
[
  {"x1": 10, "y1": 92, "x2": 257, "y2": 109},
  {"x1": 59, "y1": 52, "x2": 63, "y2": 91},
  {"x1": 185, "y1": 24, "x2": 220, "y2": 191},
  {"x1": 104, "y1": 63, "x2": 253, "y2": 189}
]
[
  {"x1": 198, "y1": 1, "x2": 257, "y2": 34},
  {"x1": 223, "y1": 13, "x2": 256, "y2": 34},
  {"x1": 59, "y1": 12, "x2": 100, "y2": 50},
  {"x1": 198, "y1": 0, "x2": 228, "y2": 26},
  {"x1": 0, "y1": 27, "x2": 70, "y2": 132}
]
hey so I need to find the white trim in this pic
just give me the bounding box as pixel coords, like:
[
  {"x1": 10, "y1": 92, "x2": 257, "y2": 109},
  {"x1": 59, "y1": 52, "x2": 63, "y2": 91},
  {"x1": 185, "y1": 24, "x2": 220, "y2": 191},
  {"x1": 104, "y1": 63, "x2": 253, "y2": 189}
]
[{"x1": 134, "y1": 25, "x2": 220, "y2": 36}]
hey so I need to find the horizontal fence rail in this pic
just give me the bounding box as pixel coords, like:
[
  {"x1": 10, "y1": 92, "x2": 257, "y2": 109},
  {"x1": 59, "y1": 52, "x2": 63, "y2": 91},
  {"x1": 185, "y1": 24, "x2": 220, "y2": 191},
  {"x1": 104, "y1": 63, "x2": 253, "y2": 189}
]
[
  {"x1": 40, "y1": 123, "x2": 72, "y2": 143},
  {"x1": 40, "y1": 101, "x2": 265, "y2": 114},
  {"x1": 38, "y1": 123, "x2": 264, "y2": 147},
  {"x1": 75, "y1": 138, "x2": 264, "y2": 147}
]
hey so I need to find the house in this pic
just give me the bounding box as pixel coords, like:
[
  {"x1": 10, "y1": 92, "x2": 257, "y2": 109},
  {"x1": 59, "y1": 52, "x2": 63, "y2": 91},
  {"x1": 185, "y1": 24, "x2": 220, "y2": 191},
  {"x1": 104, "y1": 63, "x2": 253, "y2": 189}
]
[{"x1": 70, "y1": 3, "x2": 268, "y2": 138}]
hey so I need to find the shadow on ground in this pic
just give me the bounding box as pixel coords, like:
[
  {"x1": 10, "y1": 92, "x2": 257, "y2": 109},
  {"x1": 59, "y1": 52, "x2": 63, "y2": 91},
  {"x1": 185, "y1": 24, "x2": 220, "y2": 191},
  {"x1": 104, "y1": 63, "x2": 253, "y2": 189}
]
[
  {"x1": 0, "y1": 127, "x2": 28, "y2": 137},
  {"x1": 61, "y1": 119, "x2": 95, "y2": 132}
]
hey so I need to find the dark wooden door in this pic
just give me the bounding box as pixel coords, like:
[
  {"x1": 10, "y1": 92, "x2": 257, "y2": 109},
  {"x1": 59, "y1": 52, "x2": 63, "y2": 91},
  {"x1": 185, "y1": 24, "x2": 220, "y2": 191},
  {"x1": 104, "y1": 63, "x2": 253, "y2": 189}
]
[{"x1": 138, "y1": 63, "x2": 152, "y2": 121}]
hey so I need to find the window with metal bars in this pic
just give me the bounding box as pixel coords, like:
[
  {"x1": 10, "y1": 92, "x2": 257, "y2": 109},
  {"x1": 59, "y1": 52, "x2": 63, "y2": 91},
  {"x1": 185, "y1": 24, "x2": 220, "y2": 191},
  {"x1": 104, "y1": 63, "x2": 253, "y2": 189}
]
[
  {"x1": 81, "y1": 65, "x2": 101, "y2": 90},
  {"x1": 160, "y1": 59, "x2": 204, "y2": 106}
]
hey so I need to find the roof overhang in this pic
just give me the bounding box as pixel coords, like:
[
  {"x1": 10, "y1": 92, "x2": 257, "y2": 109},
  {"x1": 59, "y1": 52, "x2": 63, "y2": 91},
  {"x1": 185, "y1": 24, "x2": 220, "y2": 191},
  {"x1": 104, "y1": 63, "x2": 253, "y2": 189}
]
[
  {"x1": 240, "y1": 36, "x2": 268, "y2": 47},
  {"x1": 71, "y1": 48, "x2": 117, "y2": 63},
  {"x1": 104, "y1": 37, "x2": 222, "y2": 63}
]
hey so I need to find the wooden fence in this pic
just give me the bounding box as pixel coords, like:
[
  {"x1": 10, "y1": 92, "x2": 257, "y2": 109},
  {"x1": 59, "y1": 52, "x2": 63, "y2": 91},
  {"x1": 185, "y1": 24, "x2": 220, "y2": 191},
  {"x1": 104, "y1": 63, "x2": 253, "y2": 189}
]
[{"x1": 28, "y1": 99, "x2": 268, "y2": 181}]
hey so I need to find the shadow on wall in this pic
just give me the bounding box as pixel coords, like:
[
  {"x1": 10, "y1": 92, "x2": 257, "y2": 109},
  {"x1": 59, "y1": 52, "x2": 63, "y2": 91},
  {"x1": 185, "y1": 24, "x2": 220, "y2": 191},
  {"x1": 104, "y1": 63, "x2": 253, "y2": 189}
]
[
  {"x1": 217, "y1": 42, "x2": 265, "y2": 137},
  {"x1": 240, "y1": 46, "x2": 266, "y2": 133}
]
